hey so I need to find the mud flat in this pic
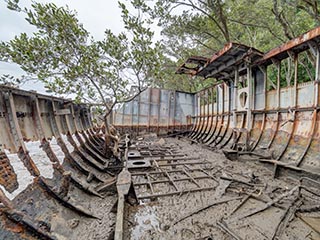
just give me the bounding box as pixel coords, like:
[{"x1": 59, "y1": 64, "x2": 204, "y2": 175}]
[{"x1": 124, "y1": 137, "x2": 320, "y2": 240}]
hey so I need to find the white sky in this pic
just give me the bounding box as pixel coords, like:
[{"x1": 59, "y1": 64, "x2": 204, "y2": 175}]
[{"x1": 0, "y1": 0, "x2": 126, "y2": 93}]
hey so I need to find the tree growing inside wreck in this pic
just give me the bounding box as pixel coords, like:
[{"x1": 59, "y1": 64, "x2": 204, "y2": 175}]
[{"x1": 0, "y1": 1, "x2": 164, "y2": 157}]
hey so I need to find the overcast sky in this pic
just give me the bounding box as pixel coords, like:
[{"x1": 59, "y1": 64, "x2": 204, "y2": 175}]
[{"x1": 0, "y1": 0, "x2": 126, "y2": 93}]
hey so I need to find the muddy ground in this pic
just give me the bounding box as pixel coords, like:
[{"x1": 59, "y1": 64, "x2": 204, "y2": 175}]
[
  {"x1": 2, "y1": 135, "x2": 319, "y2": 240},
  {"x1": 123, "y1": 137, "x2": 320, "y2": 240}
]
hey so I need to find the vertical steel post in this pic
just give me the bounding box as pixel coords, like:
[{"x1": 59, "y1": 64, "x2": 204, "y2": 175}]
[
  {"x1": 315, "y1": 47, "x2": 320, "y2": 107},
  {"x1": 277, "y1": 62, "x2": 281, "y2": 109},
  {"x1": 262, "y1": 66, "x2": 267, "y2": 110},
  {"x1": 247, "y1": 64, "x2": 252, "y2": 130},
  {"x1": 233, "y1": 67, "x2": 239, "y2": 129},
  {"x1": 293, "y1": 54, "x2": 298, "y2": 108}
]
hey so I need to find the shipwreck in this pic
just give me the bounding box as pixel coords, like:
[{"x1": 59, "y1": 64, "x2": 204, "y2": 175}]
[{"x1": 1, "y1": 27, "x2": 320, "y2": 239}]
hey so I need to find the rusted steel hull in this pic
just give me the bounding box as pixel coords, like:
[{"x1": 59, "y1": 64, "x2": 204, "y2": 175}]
[
  {"x1": 0, "y1": 86, "x2": 116, "y2": 239},
  {"x1": 2, "y1": 26, "x2": 320, "y2": 239},
  {"x1": 173, "y1": 27, "x2": 320, "y2": 178}
]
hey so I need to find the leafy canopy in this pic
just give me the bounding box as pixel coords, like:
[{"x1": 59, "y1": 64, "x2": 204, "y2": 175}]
[
  {"x1": 1, "y1": 1, "x2": 164, "y2": 113},
  {"x1": 129, "y1": 0, "x2": 320, "y2": 91}
]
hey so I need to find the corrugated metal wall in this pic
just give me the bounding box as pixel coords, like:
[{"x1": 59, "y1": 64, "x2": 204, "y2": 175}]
[{"x1": 113, "y1": 88, "x2": 195, "y2": 133}]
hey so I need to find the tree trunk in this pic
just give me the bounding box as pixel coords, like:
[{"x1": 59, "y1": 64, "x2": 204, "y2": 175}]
[{"x1": 104, "y1": 114, "x2": 113, "y2": 157}]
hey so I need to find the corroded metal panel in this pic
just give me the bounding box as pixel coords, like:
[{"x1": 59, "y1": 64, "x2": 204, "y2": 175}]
[
  {"x1": 266, "y1": 90, "x2": 277, "y2": 110},
  {"x1": 113, "y1": 88, "x2": 194, "y2": 132},
  {"x1": 38, "y1": 99, "x2": 54, "y2": 139},
  {"x1": 13, "y1": 94, "x2": 39, "y2": 141},
  {"x1": 279, "y1": 87, "x2": 295, "y2": 108},
  {"x1": 297, "y1": 82, "x2": 314, "y2": 108}
]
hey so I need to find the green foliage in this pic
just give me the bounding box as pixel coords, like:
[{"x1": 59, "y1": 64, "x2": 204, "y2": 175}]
[
  {"x1": 2, "y1": 0, "x2": 320, "y2": 96},
  {"x1": 128, "y1": 0, "x2": 320, "y2": 91},
  {"x1": 1, "y1": 1, "x2": 164, "y2": 113}
]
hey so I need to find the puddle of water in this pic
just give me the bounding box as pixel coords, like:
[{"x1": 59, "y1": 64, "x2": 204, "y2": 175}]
[{"x1": 131, "y1": 205, "x2": 162, "y2": 240}]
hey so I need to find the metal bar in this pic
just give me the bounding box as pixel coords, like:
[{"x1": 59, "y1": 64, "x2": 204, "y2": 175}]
[
  {"x1": 192, "y1": 165, "x2": 218, "y2": 182},
  {"x1": 140, "y1": 153, "x2": 186, "y2": 158},
  {"x1": 315, "y1": 47, "x2": 320, "y2": 107},
  {"x1": 293, "y1": 53, "x2": 298, "y2": 107},
  {"x1": 276, "y1": 60, "x2": 281, "y2": 109},
  {"x1": 152, "y1": 161, "x2": 211, "y2": 167},
  {"x1": 182, "y1": 166, "x2": 201, "y2": 188},
  {"x1": 133, "y1": 175, "x2": 212, "y2": 186},
  {"x1": 131, "y1": 167, "x2": 215, "y2": 176},
  {"x1": 247, "y1": 64, "x2": 253, "y2": 131},
  {"x1": 146, "y1": 173, "x2": 155, "y2": 195},
  {"x1": 233, "y1": 67, "x2": 239, "y2": 129},
  {"x1": 137, "y1": 186, "x2": 216, "y2": 199},
  {"x1": 149, "y1": 157, "x2": 200, "y2": 162},
  {"x1": 163, "y1": 170, "x2": 179, "y2": 191}
]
